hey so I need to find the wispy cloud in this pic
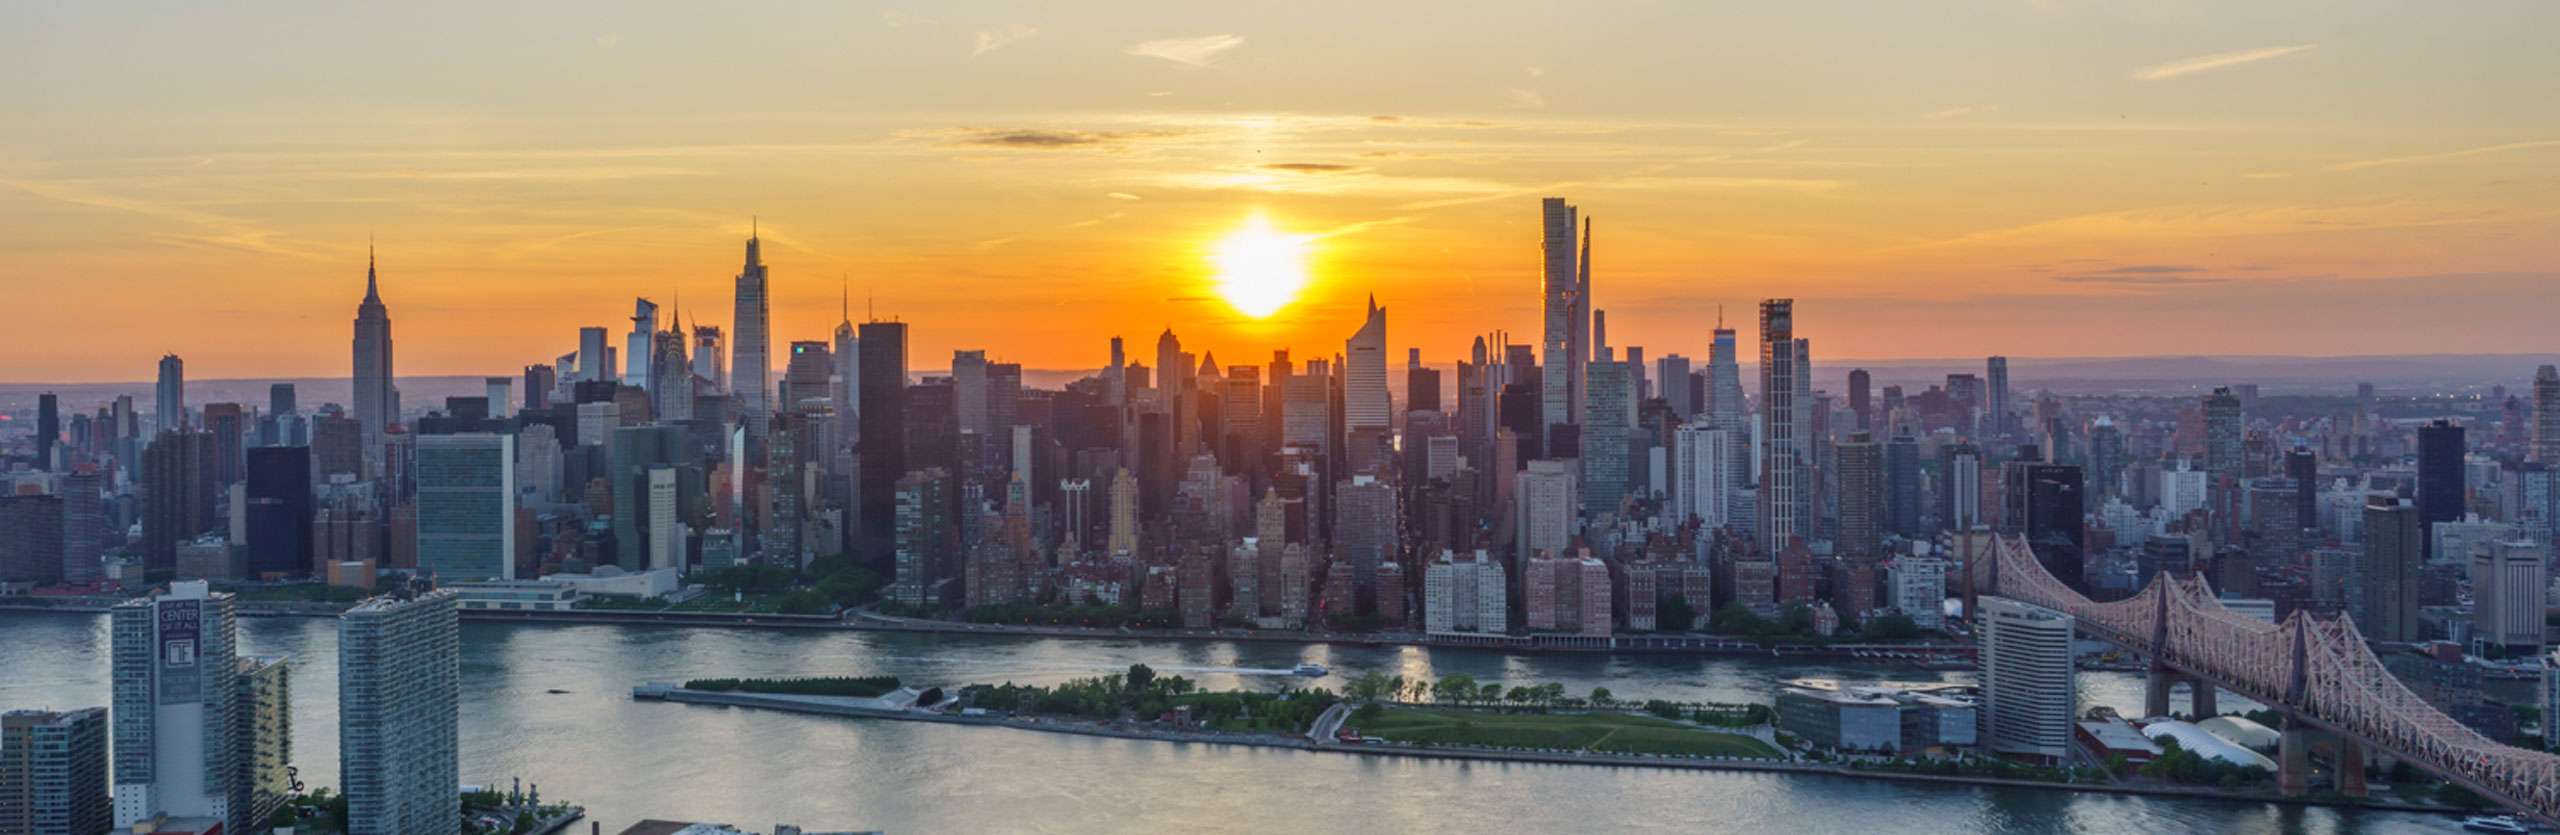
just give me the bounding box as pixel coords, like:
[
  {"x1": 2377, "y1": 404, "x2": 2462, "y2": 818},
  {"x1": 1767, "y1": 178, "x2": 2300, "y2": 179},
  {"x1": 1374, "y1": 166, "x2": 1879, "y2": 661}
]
[
  {"x1": 972, "y1": 24, "x2": 1037, "y2": 57},
  {"x1": 2094, "y1": 265, "x2": 2204, "y2": 275},
  {"x1": 1106, "y1": 192, "x2": 1141, "y2": 200},
  {"x1": 918, "y1": 126, "x2": 1198, "y2": 151},
  {"x1": 1256, "y1": 163, "x2": 1364, "y2": 175},
  {"x1": 1920, "y1": 104, "x2": 2000, "y2": 120},
  {"x1": 1502, "y1": 89, "x2": 1547, "y2": 109},
  {"x1": 2053, "y1": 274, "x2": 2228, "y2": 286},
  {"x1": 2130, "y1": 44, "x2": 2316, "y2": 81},
  {"x1": 2328, "y1": 139, "x2": 2560, "y2": 171},
  {"x1": 1127, "y1": 34, "x2": 1243, "y2": 67}
]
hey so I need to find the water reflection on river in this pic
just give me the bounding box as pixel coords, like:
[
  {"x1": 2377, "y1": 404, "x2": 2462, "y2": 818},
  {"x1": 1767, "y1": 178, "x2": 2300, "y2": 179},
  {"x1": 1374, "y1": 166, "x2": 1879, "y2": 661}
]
[{"x1": 0, "y1": 612, "x2": 2457, "y2": 834}]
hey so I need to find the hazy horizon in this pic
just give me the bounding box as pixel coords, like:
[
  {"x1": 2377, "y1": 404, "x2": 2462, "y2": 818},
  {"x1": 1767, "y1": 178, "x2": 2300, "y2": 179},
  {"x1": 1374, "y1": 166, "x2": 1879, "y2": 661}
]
[{"x1": 5, "y1": 1, "x2": 2556, "y2": 383}]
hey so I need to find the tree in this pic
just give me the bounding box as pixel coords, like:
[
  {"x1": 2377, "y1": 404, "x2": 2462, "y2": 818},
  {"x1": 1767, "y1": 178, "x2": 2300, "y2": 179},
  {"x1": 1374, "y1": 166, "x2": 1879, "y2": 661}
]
[
  {"x1": 1506, "y1": 685, "x2": 1536, "y2": 707},
  {"x1": 1709, "y1": 601, "x2": 1766, "y2": 635},
  {"x1": 1589, "y1": 686, "x2": 1614, "y2": 708},
  {"x1": 1477, "y1": 682, "x2": 1504, "y2": 705},
  {"x1": 1350, "y1": 701, "x2": 1385, "y2": 729},
  {"x1": 1434, "y1": 674, "x2": 1479, "y2": 706},
  {"x1": 1388, "y1": 675, "x2": 1407, "y2": 703},
  {"x1": 1859, "y1": 613, "x2": 1922, "y2": 641},
  {"x1": 1657, "y1": 595, "x2": 1698, "y2": 632},
  {"x1": 1126, "y1": 664, "x2": 1156, "y2": 698}
]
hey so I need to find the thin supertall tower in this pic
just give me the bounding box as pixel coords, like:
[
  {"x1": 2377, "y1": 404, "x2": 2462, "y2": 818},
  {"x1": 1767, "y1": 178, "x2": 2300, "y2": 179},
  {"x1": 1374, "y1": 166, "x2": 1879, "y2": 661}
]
[
  {"x1": 1538, "y1": 197, "x2": 1584, "y2": 440},
  {"x1": 732, "y1": 222, "x2": 772, "y2": 440},
  {"x1": 1758, "y1": 298, "x2": 1807, "y2": 554},
  {"x1": 351, "y1": 248, "x2": 394, "y2": 460}
]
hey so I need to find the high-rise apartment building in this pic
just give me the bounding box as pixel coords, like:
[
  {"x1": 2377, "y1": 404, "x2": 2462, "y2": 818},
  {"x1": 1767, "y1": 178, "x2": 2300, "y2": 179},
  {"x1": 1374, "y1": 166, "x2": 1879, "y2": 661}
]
[
  {"x1": 352, "y1": 253, "x2": 395, "y2": 460},
  {"x1": 1515, "y1": 459, "x2": 1578, "y2": 562},
  {"x1": 1941, "y1": 442, "x2": 1983, "y2": 532},
  {"x1": 1985, "y1": 356, "x2": 2011, "y2": 438},
  {"x1": 1538, "y1": 198, "x2": 1584, "y2": 434},
  {"x1": 1423, "y1": 550, "x2": 1508, "y2": 635},
  {"x1": 1757, "y1": 299, "x2": 1809, "y2": 553},
  {"x1": 110, "y1": 582, "x2": 286, "y2": 834},
  {"x1": 1837, "y1": 432, "x2": 1883, "y2": 557},
  {"x1": 143, "y1": 431, "x2": 218, "y2": 572},
  {"x1": 2, "y1": 708, "x2": 109, "y2": 835},
  {"x1": 339, "y1": 588, "x2": 460, "y2": 835},
  {"x1": 1582, "y1": 360, "x2": 1630, "y2": 517},
  {"x1": 1978, "y1": 595, "x2": 2075, "y2": 763}
]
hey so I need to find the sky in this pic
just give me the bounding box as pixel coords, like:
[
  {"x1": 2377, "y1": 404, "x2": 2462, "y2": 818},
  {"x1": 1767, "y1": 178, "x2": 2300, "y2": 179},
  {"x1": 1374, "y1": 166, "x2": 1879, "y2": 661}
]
[{"x1": 3, "y1": 0, "x2": 2556, "y2": 383}]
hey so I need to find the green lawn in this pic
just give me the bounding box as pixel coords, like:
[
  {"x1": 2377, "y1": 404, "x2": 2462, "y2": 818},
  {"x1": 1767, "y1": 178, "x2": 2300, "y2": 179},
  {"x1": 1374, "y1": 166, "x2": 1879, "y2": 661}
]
[{"x1": 1355, "y1": 708, "x2": 1783, "y2": 759}]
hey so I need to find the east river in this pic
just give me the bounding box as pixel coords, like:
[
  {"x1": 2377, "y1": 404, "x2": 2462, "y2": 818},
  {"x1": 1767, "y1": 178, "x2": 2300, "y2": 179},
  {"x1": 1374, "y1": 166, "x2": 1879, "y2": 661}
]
[{"x1": 0, "y1": 611, "x2": 2464, "y2": 833}]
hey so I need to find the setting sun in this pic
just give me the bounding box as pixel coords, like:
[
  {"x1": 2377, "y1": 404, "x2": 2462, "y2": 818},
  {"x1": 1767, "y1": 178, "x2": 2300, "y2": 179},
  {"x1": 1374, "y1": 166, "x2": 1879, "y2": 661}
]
[{"x1": 1209, "y1": 214, "x2": 1313, "y2": 319}]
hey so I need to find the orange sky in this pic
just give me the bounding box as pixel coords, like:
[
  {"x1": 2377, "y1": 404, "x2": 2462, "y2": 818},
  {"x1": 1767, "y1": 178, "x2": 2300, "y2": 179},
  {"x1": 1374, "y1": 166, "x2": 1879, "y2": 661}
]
[{"x1": 4, "y1": 1, "x2": 2557, "y2": 383}]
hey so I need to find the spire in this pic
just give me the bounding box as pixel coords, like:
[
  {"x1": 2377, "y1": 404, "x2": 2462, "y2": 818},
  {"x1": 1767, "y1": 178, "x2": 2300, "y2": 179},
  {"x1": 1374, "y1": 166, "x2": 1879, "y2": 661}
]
[{"x1": 363, "y1": 239, "x2": 381, "y2": 304}]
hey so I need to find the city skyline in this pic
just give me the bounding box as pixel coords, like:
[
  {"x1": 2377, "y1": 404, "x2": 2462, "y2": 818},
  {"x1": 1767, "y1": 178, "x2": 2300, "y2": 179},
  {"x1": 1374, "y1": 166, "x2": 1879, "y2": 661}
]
[{"x1": 6, "y1": 1, "x2": 2559, "y2": 382}]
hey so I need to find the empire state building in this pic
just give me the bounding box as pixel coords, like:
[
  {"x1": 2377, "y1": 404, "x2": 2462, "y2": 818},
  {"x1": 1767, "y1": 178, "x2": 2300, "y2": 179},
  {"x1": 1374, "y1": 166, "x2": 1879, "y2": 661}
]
[{"x1": 352, "y1": 249, "x2": 396, "y2": 461}]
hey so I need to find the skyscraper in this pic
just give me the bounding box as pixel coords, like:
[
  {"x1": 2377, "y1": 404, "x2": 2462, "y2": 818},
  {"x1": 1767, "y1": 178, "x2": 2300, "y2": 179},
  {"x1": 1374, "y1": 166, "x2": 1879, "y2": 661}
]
[
  {"x1": 1846, "y1": 369, "x2": 1871, "y2": 433},
  {"x1": 1941, "y1": 442, "x2": 1983, "y2": 532},
  {"x1": 1582, "y1": 360, "x2": 1630, "y2": 517},
  {"x1": 1837, "y1": 432, "x2": 1883, "y2": 556},
  {"x1": 1985, "y1": 356, "x2": 2010, "y2": 438},
  {"x1": 142, "y1": 430, "x2": 217, "y2": 572},
  {"x1": 155, "y1": 354, "x2": 186, "y2": 434},
  {"x1": 2472, "y1": 540, "x2": 2547, "y2": 656},
  {"x1": 1656, "y1": 354, "x2": 1692, "y2": 422},
  {"x1": 1, "y1": 708, "x2": 110, "y2": 835},
  {"x1": 111, "y1": 581, "x2": 284, "y2": 835},
  {"x1": 2416, "y1": 419, "x2": 2464, "y2": 561},
  {"x1": 732, "y1": 225, "x2": 772, "y2": 439},
  {"x1": 579, "y1": 326, "x2": 611, "y2": 383},
  {"x1": 1515, "y1": 459, "x2": 1578, "y2": 562},
  {"x1": 857, "y1": 320, "x2": 910, "y2": 571},
  {"x1": 1884, "y1": 430, "x2": 1922, "y2": 537},
  {"x1": 2203, "y1": 387, "x2": 2244, "y2": 483},
  {"x1": 625, "y1": 297, "x2": 659, "y2": 391},
  {"x1": 1538, "y1": 198, "x2": 1581, "y2": 435},
  {"x1": 2361, "y1": 496, "x2": 2424, "y2": 642},
  {"x1": 414, "y1": 434, "x2": 516, "y2": 581},
  {"x1": 1758, "y1": 299, "x2": 1808, "y2": 554},
  {"x1": 35, "y1": 392, "x2": 58, "y2": 471},
  {"x1": 339, "y1": 588, "x2": 460, "y2": 835},
  {"x1": 2535, "y1": 365, "x2": 2560, "y2": 465},
  {"x1": 1671, "y1": 419, "x2": 1737, "y2": 529},
  {"x1": 830, "y1": 301, "x2": 857, "y2": 426},
  {"x1": 1979, "y1": 596, "x2": 2076, "y2": 763},
  {"x1": 1345, "y1": 296, "x2": 1389, "y2": 432},
  {"x1": 352, "y1": 251, "x2": 395, "y2": 459},
  {"x1": 243, "y1": 447, "x2": 313, "y2": 578}
]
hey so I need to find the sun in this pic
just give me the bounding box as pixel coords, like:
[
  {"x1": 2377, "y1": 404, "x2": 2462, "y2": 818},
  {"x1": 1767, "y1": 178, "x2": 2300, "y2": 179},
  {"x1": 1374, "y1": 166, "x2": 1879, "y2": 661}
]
[{"x1": 1209, "y1": 215, "x2": 1313, "y2": 319}]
